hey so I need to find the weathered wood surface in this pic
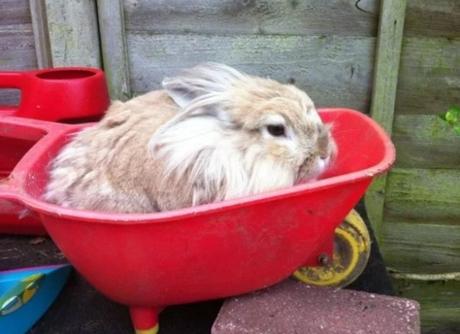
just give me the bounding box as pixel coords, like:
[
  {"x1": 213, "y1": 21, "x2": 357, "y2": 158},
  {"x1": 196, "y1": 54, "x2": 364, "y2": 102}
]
[
  {"x1": 30, "y1": 0, "x2": 52, "y2": 68},
  {"x1": 382, "y1": 165, "x2": 460, "y2": 330},
  {"x1": 364, "y1": 0, "x2": 407, "y2": 241},
  {"x1": 405, "y1": 0, "x2": 460, "y2": 38},
  {"x1": 123, "y1": 0, "x2": 382, "y2": 112},
  {"x1": 0, "y1": 31, "x2": 36, "y2": 70},
  {"x1": 393, "y1": 115, "x2": 460, "y2": 169},
  {"x1": 97, "y1": 0, "x2": 132, "y2": 100},
  {"x1": 127, "y1": 34, "x2": 375, "y2": 111},
  {"x1": 0, "y1": 0, "x2": 37, "y2": 105},
  {"x1": 124, "y1": 0, "x2": 380, "y2": 37},
  {"x1": 124, "y1": 0, "x2": 460, "y2": 39},
  {"x1": 44, "y1": 0, "x2": 101, "y2": 67},
  {"x1": 392, "y1": 278, "x2": 459, "y2": 334},
  {"x1": 380, "y1": 168, "x2": 460, "y2": 273},
  {"x1": 395, "y1": 37, "x2": 460, "y2": 116},
  {"x1": 382, "y1": 222, "x2": 460, "y2": 273},
  {"x1": 369, "y1": 0, "x2": 407, "y2": 134},
  {"x1": 382, "y1": 7, "x2": 460, "y2": 317},
  {"x1": 385, "y1": 168, "x2": 460, "y2": 224},
  {"x1": 0, "y1": 0, "x2": 32, "y2": 26}
]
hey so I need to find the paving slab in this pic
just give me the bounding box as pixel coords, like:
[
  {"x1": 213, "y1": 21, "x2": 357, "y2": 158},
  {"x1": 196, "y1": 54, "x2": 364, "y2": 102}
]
[{"x1": 212, "y1": 279, "x2": 420, "y2": 334}]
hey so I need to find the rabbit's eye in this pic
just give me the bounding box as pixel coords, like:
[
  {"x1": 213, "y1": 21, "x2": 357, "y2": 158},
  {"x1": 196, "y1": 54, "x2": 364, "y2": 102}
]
[{"x1": 266, "y1": 124, "x2": 286, "y2": 137}]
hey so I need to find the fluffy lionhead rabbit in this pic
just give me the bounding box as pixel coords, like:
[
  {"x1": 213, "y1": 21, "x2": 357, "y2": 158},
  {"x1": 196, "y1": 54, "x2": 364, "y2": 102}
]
[{"x1": 44, "y1": 63, "x2": 336, "y2": 213}]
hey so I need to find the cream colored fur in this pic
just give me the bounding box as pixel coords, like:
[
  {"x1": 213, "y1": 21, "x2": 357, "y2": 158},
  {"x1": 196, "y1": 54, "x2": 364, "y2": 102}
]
[{"x1": 44, "y1": 63, "x2": 336, "y2": 213}]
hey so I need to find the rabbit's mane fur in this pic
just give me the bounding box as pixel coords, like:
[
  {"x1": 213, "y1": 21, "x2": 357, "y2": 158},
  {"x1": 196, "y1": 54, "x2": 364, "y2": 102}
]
[{"x1": 150, "y1": 63, "x2": 296, "y2": 206}]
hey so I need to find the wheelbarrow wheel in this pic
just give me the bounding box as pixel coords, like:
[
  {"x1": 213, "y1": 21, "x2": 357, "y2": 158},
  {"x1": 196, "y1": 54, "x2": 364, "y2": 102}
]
[{"x1": 293, "y1": 209, "x2": 371, "y2": 288}]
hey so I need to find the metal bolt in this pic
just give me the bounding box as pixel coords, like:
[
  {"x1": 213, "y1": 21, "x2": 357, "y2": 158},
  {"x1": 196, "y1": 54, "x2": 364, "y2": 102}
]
[{"x1": 318, "y1": 253, "x2": 331, "y2": 266}]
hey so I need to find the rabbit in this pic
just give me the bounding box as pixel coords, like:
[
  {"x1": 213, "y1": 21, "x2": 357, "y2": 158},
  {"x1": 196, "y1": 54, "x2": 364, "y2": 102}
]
[{"x1": 43, "y1": 63, "x2": 336, "y2": 213}]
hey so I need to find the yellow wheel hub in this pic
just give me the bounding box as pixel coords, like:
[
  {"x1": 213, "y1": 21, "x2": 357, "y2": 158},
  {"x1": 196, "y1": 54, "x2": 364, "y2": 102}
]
[
  {"x1": 135, "y1": 324, "x2": 159, "y2": 334},
  {"x1": 293, "y1": 209, "x2": 371, "y2": 288}
]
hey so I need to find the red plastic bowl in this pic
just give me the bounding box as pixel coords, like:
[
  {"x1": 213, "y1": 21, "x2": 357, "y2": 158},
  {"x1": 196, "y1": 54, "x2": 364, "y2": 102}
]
[
  {"x1": 0, "y1": 108, "x2": 395, "y2": 332},
  {"x1": 0, "y1": 67, "x2": 109, "y2": 122}
]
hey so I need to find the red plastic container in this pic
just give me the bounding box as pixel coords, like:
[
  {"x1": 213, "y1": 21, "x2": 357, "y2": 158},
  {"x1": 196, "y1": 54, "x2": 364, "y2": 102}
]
[
  {"x1": 0, "y1": 68, "x2": 110, "y2": 234},
  {"x1": 0, "y1": 67, "x2": 109, "y2": 122},
  {"x1": 0, "y1": 95, "x2": 395, "y2": 331}
]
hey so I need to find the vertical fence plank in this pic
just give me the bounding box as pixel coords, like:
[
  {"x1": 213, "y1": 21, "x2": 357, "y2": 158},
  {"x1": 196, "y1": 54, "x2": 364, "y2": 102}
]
[
  {"x1": 365, "y1": 0, "x2": 407, "y2": 241},
  {"x1": 96, "y1": 0, "x2": 131, "y2": 100},
  {"x1": 44, "y1": 0, "x2": 101, "y2": 67},
  {"x1": 29, "y1": 0, "x2": 52, "y2": 68}
]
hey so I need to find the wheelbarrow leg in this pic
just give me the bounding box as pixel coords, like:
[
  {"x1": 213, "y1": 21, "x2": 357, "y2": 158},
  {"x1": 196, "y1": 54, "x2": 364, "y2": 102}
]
[{"x1": 130, "y1": 306, "x2": 160, "y2": 334}]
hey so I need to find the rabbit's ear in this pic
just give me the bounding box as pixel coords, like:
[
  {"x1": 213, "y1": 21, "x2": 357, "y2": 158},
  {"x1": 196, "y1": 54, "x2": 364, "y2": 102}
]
[{"x1": 162, "y1": 62, "x2": 245, "y2": 108}]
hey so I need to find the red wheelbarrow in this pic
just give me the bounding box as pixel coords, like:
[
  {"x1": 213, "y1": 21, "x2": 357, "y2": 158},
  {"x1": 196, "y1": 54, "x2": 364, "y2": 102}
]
[{"x1": 0, "y1": 68, "x2": 395, "y2": 333}]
